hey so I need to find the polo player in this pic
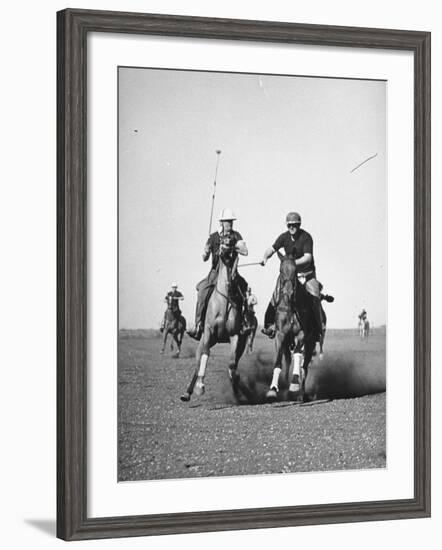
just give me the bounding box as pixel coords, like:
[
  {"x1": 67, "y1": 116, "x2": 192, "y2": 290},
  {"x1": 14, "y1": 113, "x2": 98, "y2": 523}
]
[
  {"x1": 261, "y1": 211, "x2": 325, "y2": 341},
  {"x1": 160, "y1": 282, "x2": 184, "y2": 332},
  {"x1": 246, "y1": 286, "x2": 258, "y2": 312},
  {"x1": 187, "y1": 208, "x2": 248, "y2": 340},
  {"x1": 358, "y1": 308, "x2": 367, "y2": 321},
  {"x1": 241, "y1": 285, "x2": 258, "y2": 334}
]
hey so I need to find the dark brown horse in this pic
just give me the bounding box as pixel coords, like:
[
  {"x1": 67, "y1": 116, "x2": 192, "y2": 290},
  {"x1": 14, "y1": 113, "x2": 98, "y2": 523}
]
[
  {"x1": 160, "y1": 308, "x2": 186, "y2": 357},
  {"x1": 266, "y1": 253, "x2": 317, "y2": 403},
  {"x1": 180, "y1": 245, "x2": 248, "y2": 401}
]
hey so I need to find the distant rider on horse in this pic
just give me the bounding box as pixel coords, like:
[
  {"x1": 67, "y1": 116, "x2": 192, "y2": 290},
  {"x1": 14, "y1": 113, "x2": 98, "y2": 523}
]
[
  {"x1": 358, "y1": 308, "x2": 367, "y2": 322},
  {"x1": 246, "y1": 286, "x2": 258, "y2": 312},
  {"x1": 187, "y1": 208, "x2": 249, "y2": 340},
  {"x1": 160, "y1": 282, "x2": 184, "y2": 332},
  {"x1": 261, "y1": 211, "x2": 329, "y2": 341},
  {"x1": 242, "y1": 286, "x2": 258, "y2": 334}
]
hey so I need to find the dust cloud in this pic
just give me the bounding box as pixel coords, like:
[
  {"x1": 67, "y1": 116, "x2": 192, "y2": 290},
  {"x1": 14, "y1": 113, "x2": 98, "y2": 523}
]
[{"x1": 233, "y1": 348, "x2": 386, "y2": 404}]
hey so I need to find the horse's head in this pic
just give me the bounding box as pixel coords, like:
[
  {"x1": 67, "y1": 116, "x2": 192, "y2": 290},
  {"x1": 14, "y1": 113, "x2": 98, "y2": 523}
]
[
  {"x1": 218, "y1": 234, "x2": 237, "y2": 269},
  {"x1": 278, "y1": 252, "x2": 297, "y2": 301}
]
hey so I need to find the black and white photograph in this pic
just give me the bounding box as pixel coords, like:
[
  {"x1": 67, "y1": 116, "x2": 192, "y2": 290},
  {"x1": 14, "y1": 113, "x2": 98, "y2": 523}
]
[
  {"x1": 1, "y1": 0, "x2": 437, "y2": 545},
  {"x1": 118, "y1": 66, "x2": 387, "y2": 482}
]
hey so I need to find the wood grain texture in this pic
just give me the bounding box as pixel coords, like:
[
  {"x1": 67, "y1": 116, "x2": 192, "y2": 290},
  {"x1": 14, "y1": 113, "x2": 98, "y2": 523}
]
[{"x1": 56, "y1": 8, "x2": 431, "y2": 541}]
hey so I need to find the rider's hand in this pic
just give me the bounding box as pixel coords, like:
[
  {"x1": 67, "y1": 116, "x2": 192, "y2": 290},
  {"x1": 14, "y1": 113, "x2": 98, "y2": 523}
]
[{"x1": 260, "y1": 260, "x2": 266, "y2": 266}]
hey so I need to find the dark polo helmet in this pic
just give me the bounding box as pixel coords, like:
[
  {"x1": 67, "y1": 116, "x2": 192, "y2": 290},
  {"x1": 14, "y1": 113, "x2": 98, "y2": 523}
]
[{"x1": 286, "y1": 212, "x2": 302, "y2": 224}]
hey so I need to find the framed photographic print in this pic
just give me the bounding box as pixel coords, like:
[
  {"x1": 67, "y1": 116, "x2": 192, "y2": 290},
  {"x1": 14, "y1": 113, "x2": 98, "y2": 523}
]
[{"x1": 57, "y1": 8, "x2": 431, "y2": 541}]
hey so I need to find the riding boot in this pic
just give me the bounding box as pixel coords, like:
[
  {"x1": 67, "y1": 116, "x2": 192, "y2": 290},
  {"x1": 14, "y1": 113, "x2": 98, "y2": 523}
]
[
  {"x1": 186, "y1": 298, "x2": 205, "y2": 340},
  {"x1": 261, "y1": 302, "x2": 276, "y2": 338}
]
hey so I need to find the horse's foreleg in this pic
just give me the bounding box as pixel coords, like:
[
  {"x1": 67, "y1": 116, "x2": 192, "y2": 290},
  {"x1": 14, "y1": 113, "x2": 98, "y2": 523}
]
[
  {"x1": 282, "y1": 346, "x2": 292, "y2": 387},
  {"x1": 228, "y1": 335, "x2": 239, "y2": 378},
  {"x1": 180, "y1": 338, "x2": 207, "y2": 402},
  {"x1": 177, "y1": 330, "x2": 183, "y2": 355},
  {"x1": 266, "y1": 335, "x2": 284, "y2": 401},
  {"x1": 172, "y1": 332, "x2": 181, "y2": 357},
  {"x1": 289, "y1": 350, "x2": 304, "y2": 398},
  {"x1": 300, "y1": 338, "x2": 315, "y2": 402},
  {"x1": 249, "y1": 328, "x2": 256, "y2": 353},
  {"x1": 160, "y1": 330, "x2": 168, "y2": 354},
  {"x1": 287, "y1": 331, "x2": 304, "y2": 398},
  {"x1": 194, "y1": 332, "x2": 212, "y2": 396},
  {"x1": 228, "y1": 334, "x2": 246, "y2": 394},
  {"x1": 246, "y1": 333, "x2": 251, "y2": 354}
]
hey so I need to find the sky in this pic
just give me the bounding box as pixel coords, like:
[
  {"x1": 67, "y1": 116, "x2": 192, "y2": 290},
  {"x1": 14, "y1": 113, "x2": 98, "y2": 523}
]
[{"x1": 118, "y1": 67, "x2": 386, "y2": 329}]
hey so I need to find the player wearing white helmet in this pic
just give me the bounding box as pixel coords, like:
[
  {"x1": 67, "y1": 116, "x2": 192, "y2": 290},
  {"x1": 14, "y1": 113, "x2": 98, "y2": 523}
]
[
  {"x1": 160, "y1": 282, "x2": 184, "y2": 332},
  {"x1": 187, "y1": 208, "x2": 249, "y2": 340}
]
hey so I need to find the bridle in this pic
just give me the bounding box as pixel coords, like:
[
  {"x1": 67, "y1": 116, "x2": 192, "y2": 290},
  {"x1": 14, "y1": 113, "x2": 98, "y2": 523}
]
[{"x1": 277, "y1": 256, "x2": 297, "y2": 313}]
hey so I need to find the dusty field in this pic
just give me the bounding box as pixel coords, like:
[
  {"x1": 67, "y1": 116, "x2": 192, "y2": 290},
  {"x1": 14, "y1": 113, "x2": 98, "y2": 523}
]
[{"x1": 118, "y1": 329, "x2": 386, "y2": 481}]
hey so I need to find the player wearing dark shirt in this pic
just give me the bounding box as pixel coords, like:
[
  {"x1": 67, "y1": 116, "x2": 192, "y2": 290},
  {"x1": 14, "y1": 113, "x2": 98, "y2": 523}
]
[
  {"x1": 205, "y1": 229, "x2": 244, "y2": 270},
  {"x1": 261, "y1": 211, "x2": 325, "y2": 340},
  {"x1": 358, "y1": 309, "x2": 367, "y2": 321},
  {"x1": 187, "y1": 208, "x2": 249, "y2": 340},
  {"x1": 271, "y1": 229, "x2": 315, "y2": 273},
  {"x1": 165, "y1": 289, "x2": 183, "y2": 312},
  {"x1": 160, "y1": 283, "x2": 184, "y2": 332}
]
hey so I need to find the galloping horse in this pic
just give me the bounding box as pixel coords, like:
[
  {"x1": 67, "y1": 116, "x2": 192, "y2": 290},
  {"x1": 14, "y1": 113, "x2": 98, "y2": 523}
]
[
  {"x1": 180, "y1": 246, "x2": 248, "y2": 401},
  {"x1": 359, "y1": 317, "x2": 370, "y2": 339},
  {"x1": 246, "y1": 312, "x2": 258, "y2": 354},
  {"x1": 266, "y1": 253, "x2": 317, "y2": 403},
  {"x1": 160, "y1": 309, "x2": 186, "y2": 357}
]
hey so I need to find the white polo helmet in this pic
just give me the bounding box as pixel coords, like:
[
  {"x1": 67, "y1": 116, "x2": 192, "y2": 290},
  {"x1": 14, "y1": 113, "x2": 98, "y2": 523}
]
[
  {"x1": 171, "y1": 282, "x2": 178, "y2": 288},
  {"x1": 219, "y1": 208, "x2": 236, "y2": 221}
]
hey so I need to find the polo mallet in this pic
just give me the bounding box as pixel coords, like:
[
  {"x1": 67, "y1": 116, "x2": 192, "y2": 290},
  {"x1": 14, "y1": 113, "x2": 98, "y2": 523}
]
[
  {"x1": 239, "y1": 261, "x2": 265, "y2": 268},
  {"x1": 208, "y1": 150, "x2": 222, "y2": 236}
]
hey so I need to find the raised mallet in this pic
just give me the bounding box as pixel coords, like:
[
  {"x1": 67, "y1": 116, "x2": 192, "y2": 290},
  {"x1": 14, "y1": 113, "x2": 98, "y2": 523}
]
[{"x1": 208, "y1": 150, "x2": 222, "y2": 236}]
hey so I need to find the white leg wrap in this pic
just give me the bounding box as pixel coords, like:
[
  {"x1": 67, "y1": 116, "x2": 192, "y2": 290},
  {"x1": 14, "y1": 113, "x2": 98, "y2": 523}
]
[
  {"x1": 289, "y1": 353, "x2": 303, "y2": 392},
  {"x1": 198, "y1": 354, "x2": 209, "y2": 378},
  {"x1": 270, "y1": 367, "x2": 282, "y2": 390},
  {"x1": 293, "y1": 353, "x2": 303, "y2": 376}
]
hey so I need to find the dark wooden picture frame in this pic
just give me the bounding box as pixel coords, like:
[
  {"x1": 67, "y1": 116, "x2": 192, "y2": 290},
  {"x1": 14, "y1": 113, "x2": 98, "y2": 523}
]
[{"x1": 57, "y1": 8, "x2": 431, "y2": 541}]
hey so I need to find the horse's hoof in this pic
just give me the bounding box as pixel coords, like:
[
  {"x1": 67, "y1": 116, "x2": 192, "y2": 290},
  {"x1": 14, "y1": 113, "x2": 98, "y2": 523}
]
[
  {"x1": 180, "y1": 392, "x2": 191, "y2": 402},
  {"x1": 160, "y1": 350, "x2": 164, "y2": 355},
  {"x1": 319, "y1": 353, "x2": 324, "y2": 361},
  {"x1": 194, "y1": 382, "x2": 205, "y2": 397},
  {"x1": 287, "y1": 392, "x2": 297, "y2": 402},
  {"x1": 266, "y1": 388, "x2": 278, "y2": 402}
]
